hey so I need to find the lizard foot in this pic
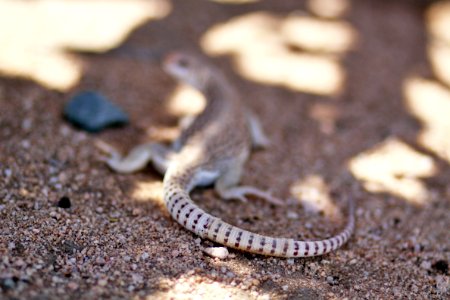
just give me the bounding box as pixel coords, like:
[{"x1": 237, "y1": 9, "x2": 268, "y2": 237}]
[{"x1": 217, "y1": 186, "x2": 285, "y2": 206}]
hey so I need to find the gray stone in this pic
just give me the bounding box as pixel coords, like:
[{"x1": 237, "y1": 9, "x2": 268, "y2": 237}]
[{"x1": 64, "y1": 91, "x2": 128, "y2": 132}]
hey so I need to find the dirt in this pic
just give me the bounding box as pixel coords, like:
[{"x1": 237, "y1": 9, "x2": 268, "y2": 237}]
[{"x1": 0, "y1": 0, "x2": 449, "y2": 299}]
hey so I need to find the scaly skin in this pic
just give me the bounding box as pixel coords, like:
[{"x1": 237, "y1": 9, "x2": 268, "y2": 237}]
[{"x1": 161, "y1": 52, "x2": 355, "y2": 257}]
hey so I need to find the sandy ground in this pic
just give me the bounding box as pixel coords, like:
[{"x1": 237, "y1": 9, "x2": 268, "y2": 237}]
[{"x1": 1, "y1": 0, "x2": 449, "y2": 299}]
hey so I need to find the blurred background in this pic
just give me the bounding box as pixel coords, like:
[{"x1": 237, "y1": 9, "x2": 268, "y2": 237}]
[{"x1": 0, "y1": 0, "x2": 449, "y2": 299}]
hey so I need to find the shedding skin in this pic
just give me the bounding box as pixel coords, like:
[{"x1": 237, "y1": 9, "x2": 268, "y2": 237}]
[{"x1": 104, "y1": 52, "x2": 355, "y2": 257}]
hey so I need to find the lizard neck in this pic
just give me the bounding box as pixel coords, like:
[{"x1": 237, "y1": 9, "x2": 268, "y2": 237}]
[
  {"x1": 201, "y1": 76, "x2": 234, "y2": 114},
  {"x1": 173, "y1": 73, "x2": 243, "y2": 152}
]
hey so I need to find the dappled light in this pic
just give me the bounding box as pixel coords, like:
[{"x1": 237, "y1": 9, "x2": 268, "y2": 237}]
[
  {"x1": 428, "y1": 41, "x2": 450, "y2": 87},
  {"x1": 166, "y1": 85, "x2": 206, "y2": 117},
  {"x1": 281, "y1": 15, "x2": 357, "y2": 53},
  {"x1": 306, "y1": 0, "x2": 350, "y2": 18},
  {"x1": 152, "y1": 275, "x2": 258, "y2": 299},
  {"x1": 399, "y1": 1, "x2": 450, "y2": 165},
  {"x1": 426, "y1": 0, "x2": 450, "y2": 44},
  {"x1": 201, "y1": 10, "x2": 356, "y2": 96},
  {"x1": 235, "y1": 51, "x2": 344, "y2": 95},
  {"x1": 290, "y1": 175, "x2": 341, "y2": 219},
  {"x1": 2, "y1": 0, "x2": 449, "y2": 298},
  {"x1": 348, "y1": 138, "x2": 437, "y2": 205},
  {"x1": 146, "y1": 125, "x2": 180, "y2": 142},
  {"x1": 209, "y1": 0, "x2": 259, "y2": 3},
  {"x1": 132, "y1": 180, "x2": 164, "y2": 204},
  {"x1": 0, "y1": 0, "x2": 171, "y2": 90},
  {"x1": 403, "y1": 77, "x2": 450, "y2": 163}
]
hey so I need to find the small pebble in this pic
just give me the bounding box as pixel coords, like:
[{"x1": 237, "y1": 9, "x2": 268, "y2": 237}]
[
  {"x1": 67, "y1": 282, "x2": 79, "y2": 290},
  {"x1": 287, "y1": 211, "x2": 299, "y2": 219},
  {"x1": 4, "y1": 168, "x2": 12, "y2": 177},
  {"x1": 22, "y1": 119, "x2": 33, "y2": 132},
  {"x1": 57, "y1": 196, "x2": 71, "y2": 209},
  {"x1": 141, "y1": 252, "x2": 149, "y2": 260},
  {"x1": 420, "y1": 260, "x2": 431, "y2": 270},
  {"x1": 203, "y1": 247, "x2": 229, "y2": 259},
  {"x1": 432, "y1": 260, "x2": 448, "y2": 274},
  {"x1": 95, "y1": 257, "x2": 106, "y2": 266},
  {"x1": 2, "y1": 278, "x2": 16, "y2": 290},
  {"x1": 131, "y1": 273, "x2": 143, "y2": 284},
  {"x1": 63, "y1": 91, "x2": 128, "y2": 132},
  {"x1": 98, "y1": 279, "x2": 107, "y2": 287},
  {"x1": 132, "y1": 208, "x2": 142, "y2": 216}
]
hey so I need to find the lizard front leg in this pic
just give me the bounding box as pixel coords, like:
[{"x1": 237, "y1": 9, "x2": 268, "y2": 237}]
[
  {"x1": 98, "y1": 142, "x2": 172, "y2": 175},
  {"x1": 246, "y1": 111, "x2": 270, "y2": 149}
]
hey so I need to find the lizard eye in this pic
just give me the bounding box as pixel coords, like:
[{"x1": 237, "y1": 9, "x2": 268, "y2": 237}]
[{"x1": 177, "y1": 57, "x2": 190, "y2": 68}]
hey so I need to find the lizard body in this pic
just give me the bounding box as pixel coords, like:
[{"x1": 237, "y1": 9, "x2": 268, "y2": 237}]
[{"x1": 105, "y1": 52, "x2": 354, "y2": 257}]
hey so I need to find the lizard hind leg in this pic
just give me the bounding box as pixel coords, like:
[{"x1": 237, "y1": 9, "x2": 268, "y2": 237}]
[{"x1": 214, "y1": 163, "x2": 284, "y2": 206}]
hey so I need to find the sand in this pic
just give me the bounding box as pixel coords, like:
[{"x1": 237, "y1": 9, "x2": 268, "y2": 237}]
[{"x1": 0, "y1": 0, "x2": 449, "y2": 299}]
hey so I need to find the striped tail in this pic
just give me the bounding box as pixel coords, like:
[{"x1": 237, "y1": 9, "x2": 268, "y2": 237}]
[{"x1": 163, "y1": 170, "x2": 355, "y2": 257}]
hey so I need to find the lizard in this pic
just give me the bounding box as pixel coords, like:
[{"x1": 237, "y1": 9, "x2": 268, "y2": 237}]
[{"x1": 102, "y1": 52, "x2": 355, "y2": 257}]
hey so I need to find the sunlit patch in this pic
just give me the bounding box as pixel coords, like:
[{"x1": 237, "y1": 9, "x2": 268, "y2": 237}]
[
  {"x1": 348, "y1": 138, "x2": 436, "y2": 205},
  {"x1": 290, "y1": 175, "x2": 341, "y2": 219},
  {"x1": 428, "y1": 41, "x2": 450, "y2": 87},
  {"x1": 132, "y1": 180, "x2": 164, "y2": 203},
  {"x1": 146, "y1": 125, "x2": 181, "y2": 142},
  {"x1": 309, "y1": 102, "x2": 340, "y2": 134},
  {"x1": 208, "y1": 0, "x2": 259, "y2": 3},
  {"x1": 281, "y1": 15, "x2": 357, "y2": 53},
  {"x1": 201, "y1": 11, "x2": 350, "y2": 96},
  {"x1": 201, "y1": 12, "x2": 282, "y2": 56},
  {"x1": 426, "y1": 0, "x2": 450, "y2": 44},
  {"x1": 404, "y1": 77, "x2": 450, "y2": 162},
  {"x1": 307, "y1": 0, "x2": 350, "y2": 18},
  {"x1": 0, "y1": 0, "x2": 171, "y2": 90},
  {"x1": 235, "y1": 51, "x2": 344, "y2": 95},
  {"x1": 166, "y1": 84, "x2": 206, "y2": 117},
  {"x1": 154, "y1": 275, "x2": 259, "y2": 299}
]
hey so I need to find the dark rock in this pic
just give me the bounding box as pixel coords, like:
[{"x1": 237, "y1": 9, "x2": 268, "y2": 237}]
[
  {"x1": 0, "y1": 278, "x2": 16, "y2": 291},
  {"x1": 432, "y1": 260, "x2": 448, "y2": 275},
  {"x1": 63, "y1": 91, "x2": 128, "y2": 132},
  {"x1": 57, "y1": 196, "x2": 71, "y2": 209},
  {"x1": 60, "y1": 240, "x2": 83, "y2": 254}
]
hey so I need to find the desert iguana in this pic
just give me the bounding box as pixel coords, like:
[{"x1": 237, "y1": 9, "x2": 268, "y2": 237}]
[{"x1": 103, "y1": 52, "x2": 355, "y2": 257}]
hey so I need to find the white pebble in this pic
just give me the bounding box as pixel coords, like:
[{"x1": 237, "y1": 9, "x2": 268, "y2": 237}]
[
  {"x1": 203, "y1": 247, "x2": 229, "y2": 259},
  {"x1": 420, "y1": 261, "x2": 431, "y2": 270},
  {"x1": 141, "y1": 252, "x2": 149, "y2": 260},
  {"x1": 131, "y1": 273, "x2": 143, "y2": 284},
  {"x1": 287, "y1": 211, "x2": 299, "y2": 219}
]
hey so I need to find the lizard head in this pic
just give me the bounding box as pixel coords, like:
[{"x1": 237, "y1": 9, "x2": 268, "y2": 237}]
[{"x1": 163, "y1": 52, "x2": 212, "y2": 90}]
